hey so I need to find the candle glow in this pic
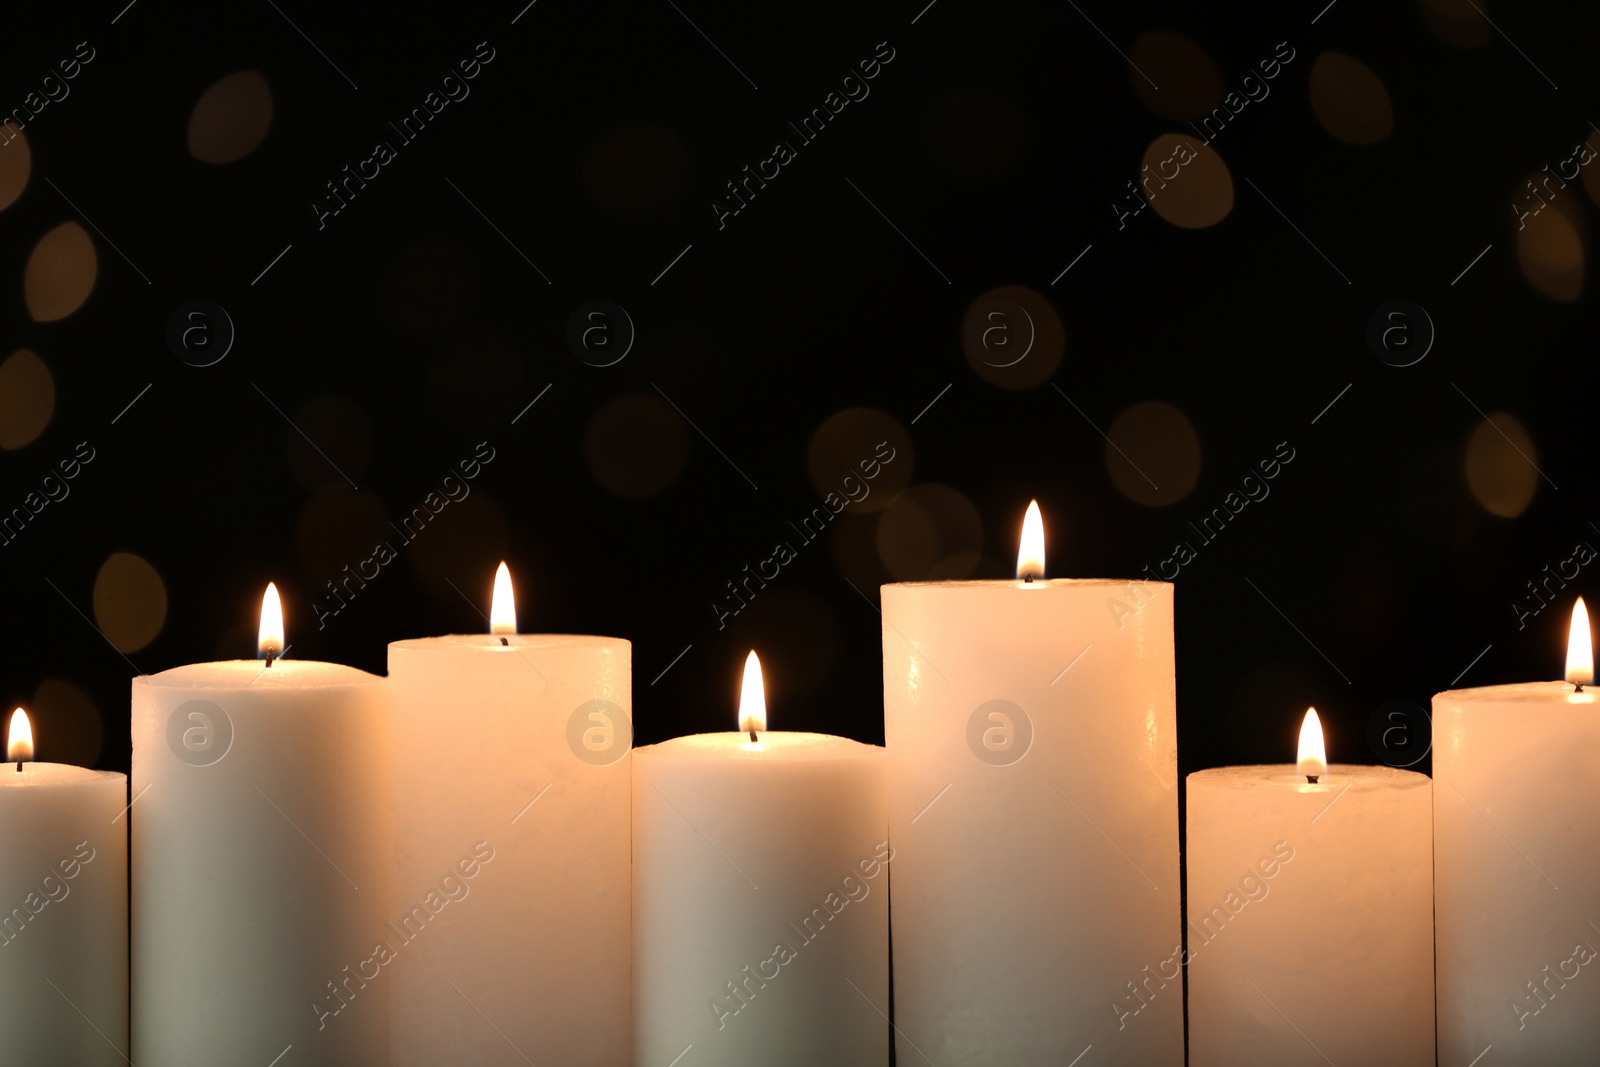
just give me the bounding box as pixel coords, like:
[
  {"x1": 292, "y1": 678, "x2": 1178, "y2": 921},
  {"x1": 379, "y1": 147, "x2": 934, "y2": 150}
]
[
  {"x1": 490, "y1": 561, "x2": 516, "y2": 636},
  {"x1": 8, "y1": 707, "x2": 33, "y2": 764},
  {"x1": 258, "y1": 582, "x2": 284, "y2": 661},
  {"x1": 739, "y1": 650, "x2": 767, "y2": 738},
  {"x1": 1297, "y1": 707, "x2": 1327, "y2": 782},
  {"x1": 1016, "y1": 500, "x2": 1045, "y2": 581},
  {"x1": 1566, "y1": 597, "x2": 1593, "y2": 687}
]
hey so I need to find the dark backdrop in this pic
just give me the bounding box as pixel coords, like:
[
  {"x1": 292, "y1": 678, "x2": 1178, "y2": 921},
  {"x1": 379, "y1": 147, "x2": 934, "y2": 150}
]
[{"x1": 3, "y1": 0, "x2": 1597, "y2": 779}]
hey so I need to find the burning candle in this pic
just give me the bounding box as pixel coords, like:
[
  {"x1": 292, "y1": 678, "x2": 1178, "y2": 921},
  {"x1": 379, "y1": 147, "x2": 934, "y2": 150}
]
[
  {"x1": 882, "y1": 501, "x2": 1184, "y2": 1063},
  {"x1": 387, "y1": 563, "x2": 632, "y2": 1067},
  {"x1": 0, "y1": 707, "x2": 128, "y2": 1065},
  {"x1": 1434, "y1": 598, "x2": 1600, "y2": 1063},
  {"x1": 1185, "y1": 709, "x2": 1434, "y2": 1065},
  {"x1": 633, "y1": 651, "x2": 889, "y2": 1066},
  {"x1": 131, "y1": 584, "x2": 393, "y2": 1066}
]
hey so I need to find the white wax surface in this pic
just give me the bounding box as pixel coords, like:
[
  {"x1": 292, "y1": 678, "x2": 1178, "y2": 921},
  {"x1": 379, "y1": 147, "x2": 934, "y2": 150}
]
[
  {"x1": 388, "y1": 633, "x2": 631, "y2": 1067},
  {"x1": 1185, "y1": 764, "x2": 1434, "y2": 1066},
  {"x1": 0, "y1": 763, "x2": 128, "y2": 1065},
  {"x1": 131, "y1": 660, "x2": 392, "y2": 1066},
  {"x1": 633, "y1": 732, "x2": 888, "y2": 1067},
  {"x1": 1434, "y1": 681, "x2": 1600, "y2": 1065},
  {"x1": 883, "y1": 578, "x2": 1182, "y2": 1064}
]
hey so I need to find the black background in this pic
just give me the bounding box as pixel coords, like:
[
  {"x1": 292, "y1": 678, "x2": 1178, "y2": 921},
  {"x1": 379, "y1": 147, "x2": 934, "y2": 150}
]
[{"x1": 3, "y1": 0, "x2": 1597, "y2": 779}]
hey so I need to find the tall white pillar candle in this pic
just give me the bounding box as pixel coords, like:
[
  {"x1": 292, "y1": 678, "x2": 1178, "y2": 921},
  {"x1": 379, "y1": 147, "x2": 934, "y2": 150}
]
[
  {"x1": 0, "y1": 709, "x2": 128, "y2": 1066},
  {"x1": 1433, "y1": 599, "x2": 1600, "y2": 1065},
  {"x1": 881, "y1": 503, "x2": 1182, "y2": 1064},
  {"x1": 387, "y1": 564, "x2": 632, "y2": 1066},
  {"x1": 633, "y1": 652, "x2": 889, "y2": 1067},
  {"x1": 131, "y1": 585, "x2": 392, "y2": 1066},
  {"x1": 1185, "y1": 711, "x2": 1434, "y2": 1066}
]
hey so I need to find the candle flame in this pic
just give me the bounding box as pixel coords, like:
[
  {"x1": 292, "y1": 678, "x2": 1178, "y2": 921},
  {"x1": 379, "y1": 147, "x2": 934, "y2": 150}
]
[
  {"x1": 1297, "y1": 707, "x2": 1327, "y2": 780},
  {"x1": 1567, "y1": 598, "x2": 1594, "y2": 687},
  {"x1": 490, "y1": 562, "x2": 517, "y2": 636},
  {"x1": 8, "y1": 708, "x2": 33, "y2": 764},
  {"x1": 739, "y1": 650, "x2": 767, "y2": 736},
  {"x1": 258, "y1": 583, "x2": 285, "y2": 660},
  {"x1": 1016, "y1": 500, "x2": 1045, "y2": 581}
]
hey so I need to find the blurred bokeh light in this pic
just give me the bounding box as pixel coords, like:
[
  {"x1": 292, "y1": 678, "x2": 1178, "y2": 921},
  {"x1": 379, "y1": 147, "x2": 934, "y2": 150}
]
[
  {"x1": 25, "y1": 221, "x2": 97, "y2": 322},
  {"x1": 0, "y1": 348, "x2": 56, "y2": 450}
]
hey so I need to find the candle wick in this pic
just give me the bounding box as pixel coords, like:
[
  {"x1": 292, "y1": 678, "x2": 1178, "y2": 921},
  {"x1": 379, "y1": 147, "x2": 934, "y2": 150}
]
[
  {"x1": 500, "y1": 636, "x2": 509, "y2": 647},
  {"x1": 1577, "y1": 683, "x2": 1586, "y2": 693},
  {"x1": 748, "y1": 728, "x2": 758, "y2": 743},
  {"x1": 263, "y1": 651, "x2": 277, "y2": 668},
  {"x1": 14, "y1": 760, "x2": 21, "y2": 773},
  {"x1": 1306, "y1": 774, "x2": 1319, "y2": 784}
]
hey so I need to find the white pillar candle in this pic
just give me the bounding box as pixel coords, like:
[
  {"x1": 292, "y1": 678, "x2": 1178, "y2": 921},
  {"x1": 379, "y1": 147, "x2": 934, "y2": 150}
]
[
  {"x1": 387, "y1": 563, "x2": 632, "y2": 1067},
  {"x1": 0, "y1": 709, "x2": 128, "y2": 1066},
  {"x1": 1185, "y1": 709, "x2": 1434, "y2": 1066},
  {"x1": 633, "y1": 651, "x2": 889, "y2": 1067},
  {"x1": 1434, "y1": 599, "x2": 1600, "y2": 1065},
  {"x1": 881, "y1": 502, "x2": 1182, "y2": 1064},
  {"x1": 131, "y1": 585, "x2": 392, "y2": 1066}
]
